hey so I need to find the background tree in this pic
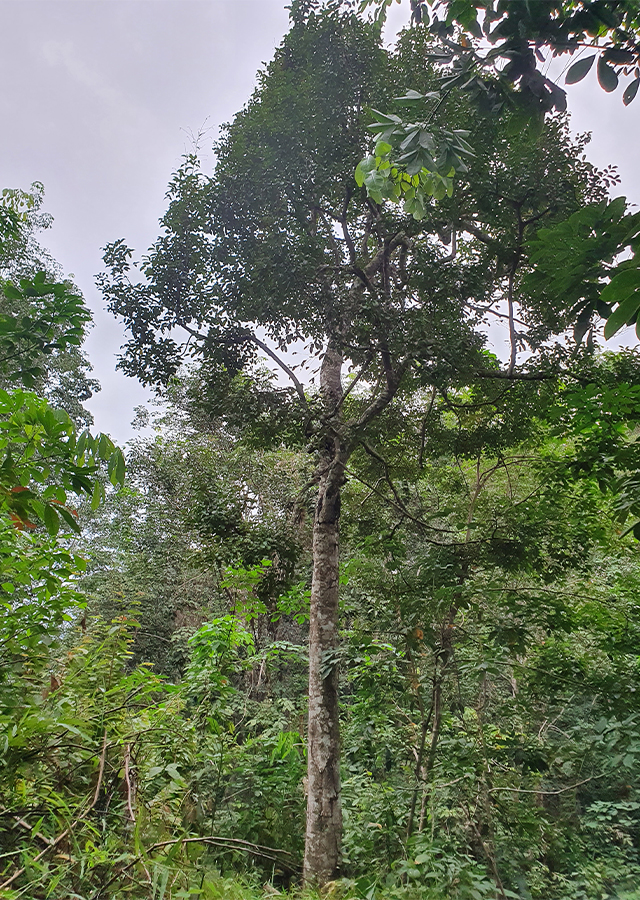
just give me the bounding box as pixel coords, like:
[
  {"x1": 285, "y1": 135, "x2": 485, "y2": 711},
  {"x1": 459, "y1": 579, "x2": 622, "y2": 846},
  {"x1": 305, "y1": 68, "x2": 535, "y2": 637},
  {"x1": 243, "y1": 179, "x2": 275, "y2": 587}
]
[
  {"x1": 80, "y1": 388, "x2": 306, "y2": 677},
  {"x1": 6, "y1": 373, "x2": 640, "y2": 896},
  {"x1": 0, "y1": 183, "x2": 99, "y2": 426},
  {"x1": 0, "y1": 184, "x2": 125, "y2": 780}
]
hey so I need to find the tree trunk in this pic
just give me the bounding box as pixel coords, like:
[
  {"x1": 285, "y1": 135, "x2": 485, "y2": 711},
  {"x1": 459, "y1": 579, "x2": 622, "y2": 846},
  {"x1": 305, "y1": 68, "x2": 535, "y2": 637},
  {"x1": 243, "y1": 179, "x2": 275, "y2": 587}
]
[{"x1": 303, "y1": 344, "x2": 344, "y2": 885}]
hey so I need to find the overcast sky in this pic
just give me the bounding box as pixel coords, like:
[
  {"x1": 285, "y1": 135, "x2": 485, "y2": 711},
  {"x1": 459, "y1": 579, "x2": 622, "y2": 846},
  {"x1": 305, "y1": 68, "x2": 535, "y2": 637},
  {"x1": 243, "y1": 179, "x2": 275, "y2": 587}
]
[{"x1": 1, "y1": 0, "x2": 639, "y2": 444}]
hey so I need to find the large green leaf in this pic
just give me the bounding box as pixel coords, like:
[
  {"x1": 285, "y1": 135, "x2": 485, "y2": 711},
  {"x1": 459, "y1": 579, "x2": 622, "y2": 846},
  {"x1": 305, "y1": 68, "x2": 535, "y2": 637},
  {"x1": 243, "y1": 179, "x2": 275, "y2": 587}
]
[
  {"x1": 43, "y1": 503, "x2": 60, "y2": 537},
  {"x1": 600, "y1": 267, "x2": 640, "y2": 306},
  {"x1": 565, "y1": 55, "x2": 596, "y2": 84},
  {"x1": 604, "y1": 291, "x2": 640, "y2": 338},
  {"x1": 597, "y1": 56, "x2": 619, "y2": 92}
]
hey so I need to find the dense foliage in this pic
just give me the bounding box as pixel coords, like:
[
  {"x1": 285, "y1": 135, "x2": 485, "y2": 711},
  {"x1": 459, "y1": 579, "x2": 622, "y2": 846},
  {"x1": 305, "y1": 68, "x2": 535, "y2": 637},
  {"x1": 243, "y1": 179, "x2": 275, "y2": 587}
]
[
  {"x1": 4, "y1": 386, "x2": 640, "y2": 898},
  {"x1": 3, "y1": 1, "x2": 640, "y2": 898}
]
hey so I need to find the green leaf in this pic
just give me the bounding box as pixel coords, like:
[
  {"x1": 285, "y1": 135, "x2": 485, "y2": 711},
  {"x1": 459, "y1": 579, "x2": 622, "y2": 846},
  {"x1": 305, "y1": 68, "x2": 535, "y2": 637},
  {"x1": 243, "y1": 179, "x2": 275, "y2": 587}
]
[
  {"x1": 97, "y1": 432, "x2": 111, "y2": 459},
  {"x1": 565, "y1": 55, "x2": 596, "y2": 84},
  {"x1": 603, "y1": 48, "x2": 636, "y2": 65},
  {"x1": 108, "y1": 448, "x2": 126, "y2": 486},
  {"x1": 355, "y1": 155, "x2": 376, "y2": 188},
  {"x1": 3, "y1": 284, "x2": 22, "y2": 301},
  {"x1": 405, "y1": 157, "x2": 424, "y2": 176},
  {"x1": 600, "y1": 267, "x2": 640, "y2": 306},
  {"x1": 75, "y1": 430, "x2": 89, "y2": 461},
  {"x1": 597, "y1": 56, "x2": 619, "y2": 92},
  {"x1": 43, "y1": 503, "x2": 60, "y2": 537},
  {"x1": 368, "y1": 109, "x2": 401, "y2": 125},
  {"x1": 623, "y1": 77, "x2": 640, "y2": 106},
  {"x1": 394, "y1": 89, "x2": 438, "y2": 105},
  {"x1": 91, "y1": 480, "x2": 104, "y2": 511},
  {"x1": 57, "y1": 505, "x2": 81, "y2": 534},
  {"x1": 604, "y1": 195, "x2": 627, "y2": 222},
  {"x1": 604, "y1": 291, "x2": 640, "y2": 339}
]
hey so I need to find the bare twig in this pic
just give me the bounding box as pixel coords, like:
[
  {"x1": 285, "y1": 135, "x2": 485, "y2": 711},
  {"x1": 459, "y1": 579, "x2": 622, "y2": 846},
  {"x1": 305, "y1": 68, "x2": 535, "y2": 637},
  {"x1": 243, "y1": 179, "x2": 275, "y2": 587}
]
[
  {"x1": 344, "y1": 466, "x2": 469, "y2": 544},
  {"x1": 488, "y1": 774, "x2": 605, "y2": 795}
]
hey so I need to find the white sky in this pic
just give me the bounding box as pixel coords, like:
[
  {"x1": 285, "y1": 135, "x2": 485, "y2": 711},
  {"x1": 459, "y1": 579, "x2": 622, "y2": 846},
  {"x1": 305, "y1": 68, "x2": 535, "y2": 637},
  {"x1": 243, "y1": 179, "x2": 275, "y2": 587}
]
[{"x1": 1, "y1": 0, "x2": 638, "y2": 444}]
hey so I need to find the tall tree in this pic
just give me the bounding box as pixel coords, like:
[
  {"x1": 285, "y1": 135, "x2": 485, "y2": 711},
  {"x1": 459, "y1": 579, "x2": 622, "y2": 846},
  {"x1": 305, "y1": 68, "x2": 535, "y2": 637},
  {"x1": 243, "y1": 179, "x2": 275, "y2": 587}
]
[{"x1": 99, "y1": 3, "x2": 613, "y2": 882}]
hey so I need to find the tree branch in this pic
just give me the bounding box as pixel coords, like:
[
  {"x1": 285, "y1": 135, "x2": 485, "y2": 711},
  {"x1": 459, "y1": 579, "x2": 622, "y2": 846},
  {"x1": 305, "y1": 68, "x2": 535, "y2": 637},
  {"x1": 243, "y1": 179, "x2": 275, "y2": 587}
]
[
  {"x1": 460, "y1": 220, "x2": 496, "y2": 245},
  {"x1": 439, "y1": 226, "x2": 457, "y2": 263},
  {"x1": 327, "y1": 352, "x2": 374, "y2": 419},
  {"x1": 474, "y1": 369, "x2": 555, "y2": 381},
  {"x1": 344, "y1": 465, "x2": 464, "y2": 543},
  {"x1": 488, "y1": 775, "x2": 605, "y2": 796},
  {"x1": 340, "y1": 188, "x2": 357, "y2": 266},
  {"x1": 419, "y1": 385, "x2": 437, "y2": 470},
  {"x1": 506, "y1": 265, "x2": 518, "y2": 376},
  {"x1": 351, "y1": 355, "x2": 406, "y2": 430},
  {"x1": 247, "y1": 334, "x2": 309, "y2": 410}
]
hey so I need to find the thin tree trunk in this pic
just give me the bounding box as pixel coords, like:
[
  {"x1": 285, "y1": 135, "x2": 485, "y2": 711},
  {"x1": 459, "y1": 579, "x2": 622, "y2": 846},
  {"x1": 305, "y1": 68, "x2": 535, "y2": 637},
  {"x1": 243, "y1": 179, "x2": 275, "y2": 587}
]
[
  {"x1": 417, "y1": 607, "x2": 456, "y2": 834},
  {"x1": 303, "y1": 461, "x2": 343, "y2": 883},
  {"x1": 302, "y1": 324, "x2": 402, "y2": 883},
  {"x1": 405, "y1": 645, "x2": 434, "y2": 841},
  {"x1": 303, "y1": 343, "x2": 345, "y2": 885}
]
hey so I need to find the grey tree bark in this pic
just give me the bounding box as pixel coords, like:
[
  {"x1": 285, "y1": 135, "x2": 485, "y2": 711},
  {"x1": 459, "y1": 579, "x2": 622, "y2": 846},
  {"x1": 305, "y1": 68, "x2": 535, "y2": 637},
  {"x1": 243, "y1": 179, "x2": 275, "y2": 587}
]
[{"x1": 303, "y1": 343, "x2": 345, "y2": 885}]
